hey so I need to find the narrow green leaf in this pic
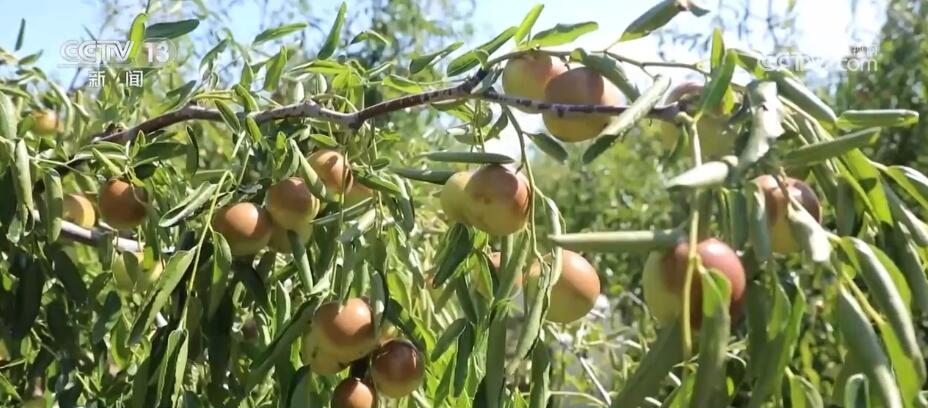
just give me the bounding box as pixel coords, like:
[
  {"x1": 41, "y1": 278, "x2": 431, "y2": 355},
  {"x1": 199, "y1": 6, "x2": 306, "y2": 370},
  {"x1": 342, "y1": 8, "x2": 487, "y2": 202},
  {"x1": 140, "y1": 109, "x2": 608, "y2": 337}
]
[
  {"x1": 447, "y1": 27, "x2": 517, "y2": 77},
  {"x1": 773, "y1": 73, "x2": 837, "y2": 126},
  {"x1": 835, "y1": 288, "x2": 903, "y2": 408},
  {"x1": 528, "y1": 132, "x2": 568, "y2": 163},
  {"x1": 699, "y1": 52, "x2": 737, "y2": 116},
  {"x1": 523, "y1": 22, "x2": 598, "y2": 48},
  {"x1": 616, "y1": 0, "x2": 682, "y2": 43},
  {"x1": 612, "y1": 324, "x2": 684, "y2": 407},
  {"x1": 13, "y1": 140, "x2": 34, "y2": 214},
  {"x1": 409, "y1": 42, "x2": 464, "y2": 74},
  {"x1": 42, "y1": 170, "x2": 63, "y2": 242},
  {"x1": 15, "y1": 19, "x2": 25, "y2": 51},
  {"x1": 145, "y1": 19, "x2": 199, "y2": 40},
  {"x1": 689, "y1": 270, "x2": 731, "y2": 408},
  {"x1": 580, "y1": 51, "x2": 640, "y2": 99},
  {"x1": 128, "y1": 13, "x2": 149, "y2": 60},
  {"x1": 245, "y1": 299, "x2": 319, "y2": 392},
  {"x1": 128, "y1": 250, "x2": 196, "y2": 345},
  {"x1": 263, "y1": 47, "x2": 288, "y2": 91},
  {"x1": 318, "y1": 2, "x2": 347, "y2": 59},
  {"x1": 837, "y1": 110, "x2": 918, "y2": 130},
  {"x1": 208, "y1": 232, "x2": 232, "y2": 318},
  {"x1": 513, "y1": 5, "x2": 544, "y2": 44},
  {"x1": 421, "y1": 151, "x2": 515, "y2": 164},
  {"x1": 584, "y1": 74, "x2": 671, "y2": 163},
  {"x1": 253, "y1": 23, "x2": 307, "y2": 45},
  {"x1": 782, "y1": 128, "x2": 881, "y2": 167},
  {"x1": 158, "y1": 182, "x2": 218, "y2": 228},
  {"x1": 390, "y1": 167, "x2": 456, "y2": 185},
  {"x1": 549, "y1": 229, "x2": 683, "y2": 253},
  {"x1": 214, "y1": 100, "x2": 240, "y2": 131}
]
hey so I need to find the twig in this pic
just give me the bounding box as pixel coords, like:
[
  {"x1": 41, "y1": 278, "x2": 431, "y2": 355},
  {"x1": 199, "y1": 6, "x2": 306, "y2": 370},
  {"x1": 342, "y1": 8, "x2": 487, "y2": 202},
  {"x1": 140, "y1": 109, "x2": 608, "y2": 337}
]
[
  {"x1": 578, "y1": 355, "x2": 613, "y2": 406},
  {"x1": 59, "y1": 220, "x2": 141, "y2": 253}
]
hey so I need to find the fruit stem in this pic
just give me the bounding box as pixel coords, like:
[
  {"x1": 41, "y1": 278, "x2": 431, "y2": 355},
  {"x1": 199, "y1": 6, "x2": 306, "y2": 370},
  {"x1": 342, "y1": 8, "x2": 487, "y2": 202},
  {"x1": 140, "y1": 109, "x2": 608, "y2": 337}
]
[
  {"x1": 578, "y1": 355, "x2": 613, "y2": 406},
  {"x1": 504, "y1": 108, "x2": 543, "y2": 261},
  {"x1": 183, "y1": 170, "x2": 232, "y2": 324},
  {"x1": 681, "y1": 121, "x2": 702, "y2": 362}
]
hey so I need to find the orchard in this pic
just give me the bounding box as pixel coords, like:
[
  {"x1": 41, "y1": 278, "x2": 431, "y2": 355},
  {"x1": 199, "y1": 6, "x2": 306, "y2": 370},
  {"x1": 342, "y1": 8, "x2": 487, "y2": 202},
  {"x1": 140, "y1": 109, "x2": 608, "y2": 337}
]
[{"x1": 1, "y1": 1, "x2": 927, "y2": 408}]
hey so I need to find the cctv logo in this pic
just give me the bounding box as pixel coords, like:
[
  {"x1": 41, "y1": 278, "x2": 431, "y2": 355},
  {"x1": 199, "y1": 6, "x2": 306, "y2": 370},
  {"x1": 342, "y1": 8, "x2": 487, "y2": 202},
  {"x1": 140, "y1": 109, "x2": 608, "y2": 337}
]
[{"x1": 59, "y1": 40, "x2": 174, "y2": 68}]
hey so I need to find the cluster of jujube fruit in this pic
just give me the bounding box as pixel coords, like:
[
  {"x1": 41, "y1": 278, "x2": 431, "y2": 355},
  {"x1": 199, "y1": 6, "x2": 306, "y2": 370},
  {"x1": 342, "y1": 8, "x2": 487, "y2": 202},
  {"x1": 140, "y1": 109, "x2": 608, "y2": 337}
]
[
  {"x1": 302, "y1": 298, "x2": 424, "y2": 407},
  {"x1": 496, "y1": 53, "x2": 825, "y2": 326}
]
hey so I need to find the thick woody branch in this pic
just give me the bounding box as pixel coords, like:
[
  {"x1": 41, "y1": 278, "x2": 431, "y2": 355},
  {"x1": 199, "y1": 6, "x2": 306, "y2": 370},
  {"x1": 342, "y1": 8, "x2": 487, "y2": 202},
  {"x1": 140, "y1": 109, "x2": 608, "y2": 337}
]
[{"x1": 95, "y1": 68, "x2": 677, "y2": 144}]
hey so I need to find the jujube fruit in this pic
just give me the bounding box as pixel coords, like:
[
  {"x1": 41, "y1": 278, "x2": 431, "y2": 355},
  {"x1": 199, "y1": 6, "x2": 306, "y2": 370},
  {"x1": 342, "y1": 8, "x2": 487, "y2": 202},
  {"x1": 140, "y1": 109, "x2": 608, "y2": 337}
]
[
  {"x1": 465, "y1": 164, "x2": 530, "y2": 236},
  {"x1": 642, "y1": 238, "x2": 746, "y2": 327},
  {"x1": 658, "y1": 81, "x2": 736, "y2": 158},
  {"x1": 211, "y1": 202, "x2": 272, "y2": 257},
  {"x1": 62, "y1": 193, "x2": 96, "y2": 228},
  {"x1": 502, "y1": 52, "x2": 568, "y2": 113},
  {"x1": 542, "y1": 67, "x2": 621, "y2": 142},
  {"x1": 440, "y1": 170, "x2": 473, "y2": 224},
  {"x1": 370, "y1": 339, "x2": 425, "y2": 399},
  {"x1": 98, "y1": 179, "x2": 148, "y2": 230},
  {"x1": 301, "y1": 331, "x2": 349, "y2": 375},
  {"x1": 112, "y1": 251, "x2": 163, "y2": 293},
  {"x1": 31, "y1": 110, "x2": 58, "y2": 135},
  {"x1": 753, "y1": 175, "x2": 822, "y2": 254},
  {"x1": 527, "y1": 250, "x2": 601, "y2": 324},
  {"x1": 311, "y1": 298, "x2": 377, "y2": 362},
  {"x1": 308, "y1": 149, "x2": 353, "y2": 193},
  {"x1": 332, "y1": 377, "x2": 377, "y2": 408},
  {"x1": 265, "y1": 177, "x2": 320, "y2": 228}
]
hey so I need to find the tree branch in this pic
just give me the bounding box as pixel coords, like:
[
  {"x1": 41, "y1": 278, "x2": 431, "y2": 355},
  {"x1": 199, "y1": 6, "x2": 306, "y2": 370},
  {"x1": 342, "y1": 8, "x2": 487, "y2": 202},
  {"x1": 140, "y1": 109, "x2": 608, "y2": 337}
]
[
  {"x1": 61, "y1": 67, "x2": 681, "y2": 250},
  {"x1": 59, "y1": 220, "x2": 141, "y2": 253}
]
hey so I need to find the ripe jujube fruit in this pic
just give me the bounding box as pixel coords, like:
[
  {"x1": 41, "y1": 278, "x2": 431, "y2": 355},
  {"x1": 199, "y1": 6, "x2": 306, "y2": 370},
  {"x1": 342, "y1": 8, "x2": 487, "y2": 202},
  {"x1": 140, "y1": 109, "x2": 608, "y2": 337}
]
[
  {"x1": 211, "y1": 202, "x2": 273, "y2": 257},
  {"x1": 753, "y1": 175, "x2": 822, "y2": 254},
  {"x1": 301, "y1": 331, "x2": 349, "y2": 375},
  {"x1": 526, "y1": 250, "x2": 601, "y2": 324},
  {"x1": 31, "y1": 110, "x2": 58, "y2": 135},
  {"x1": 502, "y1": 52, "x2": 568, "y2": 113},
  {"x1": 98, "y1": 179, "x2": 148, "y2": 230},
  {"x1": 440, "y1": 170, "x2": 473, "y2": 224},
  {"x1": 265, "y1": 177, "x2": 320, "y2": 228},
  {"x1": 658, "y1": 81, "x2": 736, "y2": 158},
  {"x1": 542, "y1": 66, "x2": 621, "y2": 142},
  {"x1": 642, "y1": 238, "x2": 746, "y2": 327},
  {"x1": 311, "y1": 298, "x2": 378, "y2": 362},
  {"x1": 465, "y1": 165, "x2": 530, "y2": 236},
  {"x1": 371, "y1": 339, "x2": 425, "y2": 399},
  {"x1": 62, "y1": 193, "x2": 96, "y2": 228},
  {"x1": 332, "y1": 377, "x2": 377, "y2": 408},
  {"x1": 308, "y1": 149, "x2": 353, "y2": 193}
]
